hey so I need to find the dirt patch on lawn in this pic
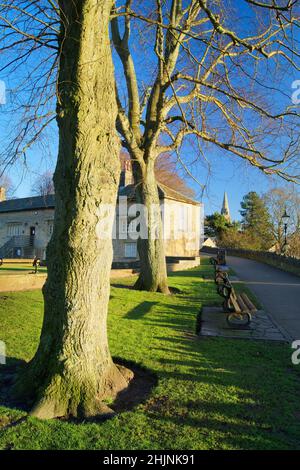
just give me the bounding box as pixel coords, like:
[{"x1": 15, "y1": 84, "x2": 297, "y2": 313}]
[{"x1": 111, "y1": 358, "x2": 158, "y2": 414}]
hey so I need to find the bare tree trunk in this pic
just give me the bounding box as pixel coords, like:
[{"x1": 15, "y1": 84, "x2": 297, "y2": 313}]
[
  {"x1": 133, "y1": 160, "x2": 169, "y2": 294},
  {"x1": 14, "y1": 0, "x2": 132, "y2": 420}
]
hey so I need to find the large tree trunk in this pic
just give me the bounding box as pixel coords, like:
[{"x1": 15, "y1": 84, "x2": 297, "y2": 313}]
[
  {"x1": 14, "y1": 0, "x2": 132, "y2": 420},
  {"x1": 133, "y1": 160, "x2": 170, "y2": 294}
]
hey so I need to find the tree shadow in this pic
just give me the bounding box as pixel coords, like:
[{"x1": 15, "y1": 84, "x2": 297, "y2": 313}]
[
  {"x1": 0, "y1": 358, "x2": 30, "y2": 421},
  {"x1": 125, "y1": 301, "x2": 159, "y2": 319},
  {"x1": 111, "y1": 283, "x2": 135, "y2": 290}
]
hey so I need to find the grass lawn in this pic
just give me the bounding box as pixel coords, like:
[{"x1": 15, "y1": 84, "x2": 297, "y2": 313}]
[{"x1": 0, "y1": 258, "x2": 299, "y2": 450}]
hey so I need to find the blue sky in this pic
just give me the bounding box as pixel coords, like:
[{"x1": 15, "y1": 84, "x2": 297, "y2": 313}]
[
  {"x1": 0, "y1": 1, "x2": 298, "y2": 221},
  {"x1": 0, "y1": 113, "x2": 282, "y2": 221}
]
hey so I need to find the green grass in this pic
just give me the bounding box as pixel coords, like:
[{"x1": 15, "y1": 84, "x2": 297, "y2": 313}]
[{"x1": 0, "y1": 259, "x2": 299, "y2": 450}]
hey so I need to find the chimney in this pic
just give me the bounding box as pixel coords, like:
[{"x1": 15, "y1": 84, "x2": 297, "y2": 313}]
[
  {"x1": 0, "y1": 187, "x2": 6, "y2": 202},
  {"x1": 119, "y1": 159, "x2": 133, "y2": 187}
]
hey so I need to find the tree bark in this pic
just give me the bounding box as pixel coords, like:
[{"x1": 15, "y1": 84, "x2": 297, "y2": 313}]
[
  {"x1": 14, "y1": 0, "x2": 132, "y2": 420},
  {"x1": 133, "y1": 160, "x2": 170, "y2": 294}
]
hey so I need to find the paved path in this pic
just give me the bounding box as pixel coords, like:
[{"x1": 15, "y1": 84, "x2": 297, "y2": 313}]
[{"x1": 227, "y1": 256, "x2": 300, "y2": 341}]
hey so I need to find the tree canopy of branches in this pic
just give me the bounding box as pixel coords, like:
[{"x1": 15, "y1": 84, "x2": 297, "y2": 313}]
[
  {"x1": 264, "y1": 186, "x2": 300, "y2": 253},
  {"x1": 111, "y1": 0, "x2": 300, "y2": 293},
  {"x1": 155, "y1": 153, "x2": 196, "y2": 198},
  {"x1": 31, "y1": 171, "x2": 54, "y2": 196},
  {"x1": 0, "y1": 1, "x2": 59, "y2": 171}
]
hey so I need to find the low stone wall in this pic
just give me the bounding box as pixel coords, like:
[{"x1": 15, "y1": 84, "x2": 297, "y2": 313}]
[
  {"x1": 201, "y1": 247, "x2": 300, "y2": 277},
  {"x1": 1, "y1": 259, "x2": 34, "y2": 265},
  {"x1": 0, "y1": 256, "x2": 201, "y2": 292},
  {"x1": 0, "y1": 269, "x2": 139, "y2": 292},
  {"x1": 167, "y1": 257, "x2": 201, "y2": 272}
]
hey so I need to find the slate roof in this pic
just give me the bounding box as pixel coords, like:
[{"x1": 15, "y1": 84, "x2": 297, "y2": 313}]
[
  {"x1": 119, "y1": 183, "x2": 200, "y2": 206},
  {"x1": 0, "y1": 182, "x2": 200, "y2": 214},
  {"x1": 0, "y1": 194, "x2": 55, "y2": 213}
]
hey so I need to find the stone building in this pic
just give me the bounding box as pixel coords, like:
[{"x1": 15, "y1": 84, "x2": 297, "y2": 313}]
[{"x1": 0, "y1": 167, "x2": 202, "y2": 262}]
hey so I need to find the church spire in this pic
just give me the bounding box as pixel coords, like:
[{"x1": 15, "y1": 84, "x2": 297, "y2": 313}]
[{"x1": 221, "y1": 192, "x2": 231, "y2": 222}]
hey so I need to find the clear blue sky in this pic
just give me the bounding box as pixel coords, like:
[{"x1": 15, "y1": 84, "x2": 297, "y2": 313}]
[
  {"x1": 0, "y1": 119, "x2": 283, "y2": 221},
  {"x1": 0, "y1": 1, "x2": 298, "y2": 221}
]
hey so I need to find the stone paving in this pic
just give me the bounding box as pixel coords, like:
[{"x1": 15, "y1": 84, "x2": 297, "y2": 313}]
[{"x1": 200, "y1": 306, "x2": 290, "y2": 342}]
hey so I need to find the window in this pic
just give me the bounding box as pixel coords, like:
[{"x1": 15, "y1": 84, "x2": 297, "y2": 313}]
[
  {"x1": 7, "y1": 223, "x2": 22, "y2": 237},
  {"x1": 47, "y1": 220, "x2": 54, "y2": 236},
  {"x1": 125, "y1": 243, "x2": 137, "y2": 258},
  {"x1": 128, "y1": 218, "x2": 138, "y2": 234},
  {"x1": 119, "y1": 217, "x2": 127, "y2": 234}
]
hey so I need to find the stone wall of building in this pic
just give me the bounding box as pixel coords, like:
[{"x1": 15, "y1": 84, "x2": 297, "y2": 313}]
[
  {"x1": 163, "y1": 199, "x2": 201, "y2": 257},
  {"x1": 0, "y1": 208, "x2": 54, "y2": 258},
  {"x1": 112, "y1": 198, "x2": 202, "y2": 261},
  {"x1": 0, "y1": 196, "x2": 202, "y2": 261}
]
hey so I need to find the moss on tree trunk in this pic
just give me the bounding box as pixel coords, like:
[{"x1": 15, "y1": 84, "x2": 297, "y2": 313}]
[{"x1": 13, "y1": 0, "x2": 133, "y2": 420}]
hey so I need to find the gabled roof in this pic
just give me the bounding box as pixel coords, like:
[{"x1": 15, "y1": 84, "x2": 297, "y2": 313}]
[
  {"x1": 119, "y1": 183, "x2": 200, "y2": 206},
  {"x1": 158, "y1": 183, "x2": 200, "y2": 206},
  {"x1": 0, "y1": 194, "x2": 55, "y2": 213}
]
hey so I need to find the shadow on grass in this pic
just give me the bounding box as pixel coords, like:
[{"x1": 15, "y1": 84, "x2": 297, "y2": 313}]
[
  {"x1": 111, "y1": 283, "x2": 135, "y2": 290},
  {"x1": 0, "y1": 358, "x2": 29, "y2": 416},
  {"x1": 126, "y1": 301, "x2": 159, "y2": 319},
  {"x1": 2, "y1": 259, "x2": 298, "y2": 448}
]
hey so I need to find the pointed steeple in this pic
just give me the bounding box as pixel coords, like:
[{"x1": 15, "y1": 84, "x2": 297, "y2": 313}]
[{"x1": 221, "y1": 192, "x2": 231, "y2": 222}]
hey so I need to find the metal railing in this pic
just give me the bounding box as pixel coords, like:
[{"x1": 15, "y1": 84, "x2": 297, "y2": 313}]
[{"x1": 0, "y1": 235, "x2": 37, "y2": 258}]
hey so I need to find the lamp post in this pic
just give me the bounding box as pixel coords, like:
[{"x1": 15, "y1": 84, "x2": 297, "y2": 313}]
[{"x1": 282, "y1": 209, "x2": 290, "y2": 253}]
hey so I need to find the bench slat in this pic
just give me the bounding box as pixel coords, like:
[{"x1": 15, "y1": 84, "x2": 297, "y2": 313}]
[
  {"x1": 240, "y1": 293, "x2": 257, "y2": 312},
  {"x1": 236, "y1": 294, "x2": 249, "y2": 313},
  {"x1": 229, "y1": 294, "x2": 241, "y2": 313}
]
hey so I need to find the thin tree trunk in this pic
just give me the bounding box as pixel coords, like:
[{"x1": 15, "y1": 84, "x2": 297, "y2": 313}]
[
  {"x1": 14, "y1": 0, "x2": 132, "y2": 420},
  {"x1": 133, "y1": 160, "x2": 170, "y2": 294}
]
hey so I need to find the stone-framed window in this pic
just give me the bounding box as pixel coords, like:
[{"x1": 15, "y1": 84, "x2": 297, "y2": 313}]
[
  {"x1": 124, "y1": 242, "x2": 137, "y2": 258},
  {"x1": 7, "y1": 223, "x2": 22, "y2": 237},
  {"x1": 119, "y1": 216, "x2": 127, "y2": 234}
]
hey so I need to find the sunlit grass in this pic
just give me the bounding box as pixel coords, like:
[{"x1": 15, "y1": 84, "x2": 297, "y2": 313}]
[{"x1": 0, "y1": 259, "x2": 299, "y2": 450}]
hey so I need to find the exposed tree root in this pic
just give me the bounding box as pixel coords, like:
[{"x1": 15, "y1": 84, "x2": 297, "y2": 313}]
[{"x1": 17, "y1": 363, "x2": 134, "y2": 420}]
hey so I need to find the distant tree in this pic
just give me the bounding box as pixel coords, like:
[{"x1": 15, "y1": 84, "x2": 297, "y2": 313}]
[
  {"x1": 120, "y1": 152, "x2": 195, "y2": 197},
  {"x1": 155, "y1": 154, "x2": 195, "y2": 199},
  {"x1": 286, "y1": 233, "x2": 300, "y2": 259},
  {"x1": 31, "y1": 171, "x2": 54, "y2": 197},
  {"x1": 264, "y1": 187, "x2": 300, "y2": 254},
  {"x1": 219, "y1": 227, "x2": 262, "y2": 251},
  {"x1": 240, "y1": 192, "x2": 274, "y2": 250},
  {"x1": 205, "y1": 212, "x2": 239, "y2": 239}
]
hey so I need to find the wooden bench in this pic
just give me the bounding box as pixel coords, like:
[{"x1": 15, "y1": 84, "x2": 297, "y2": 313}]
[
  {"x1": 217, "y1": 249, "x2": 226, "y2": 266},
  {"x1": 215, "y1": 268, "x2": 229, "y2": 285},
  {"x1": 210, "y1": 257, "x2": 229, "y2": 284},
  {"x1": 217, "y1": 282, "x2": 257, "y2": 327}
]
